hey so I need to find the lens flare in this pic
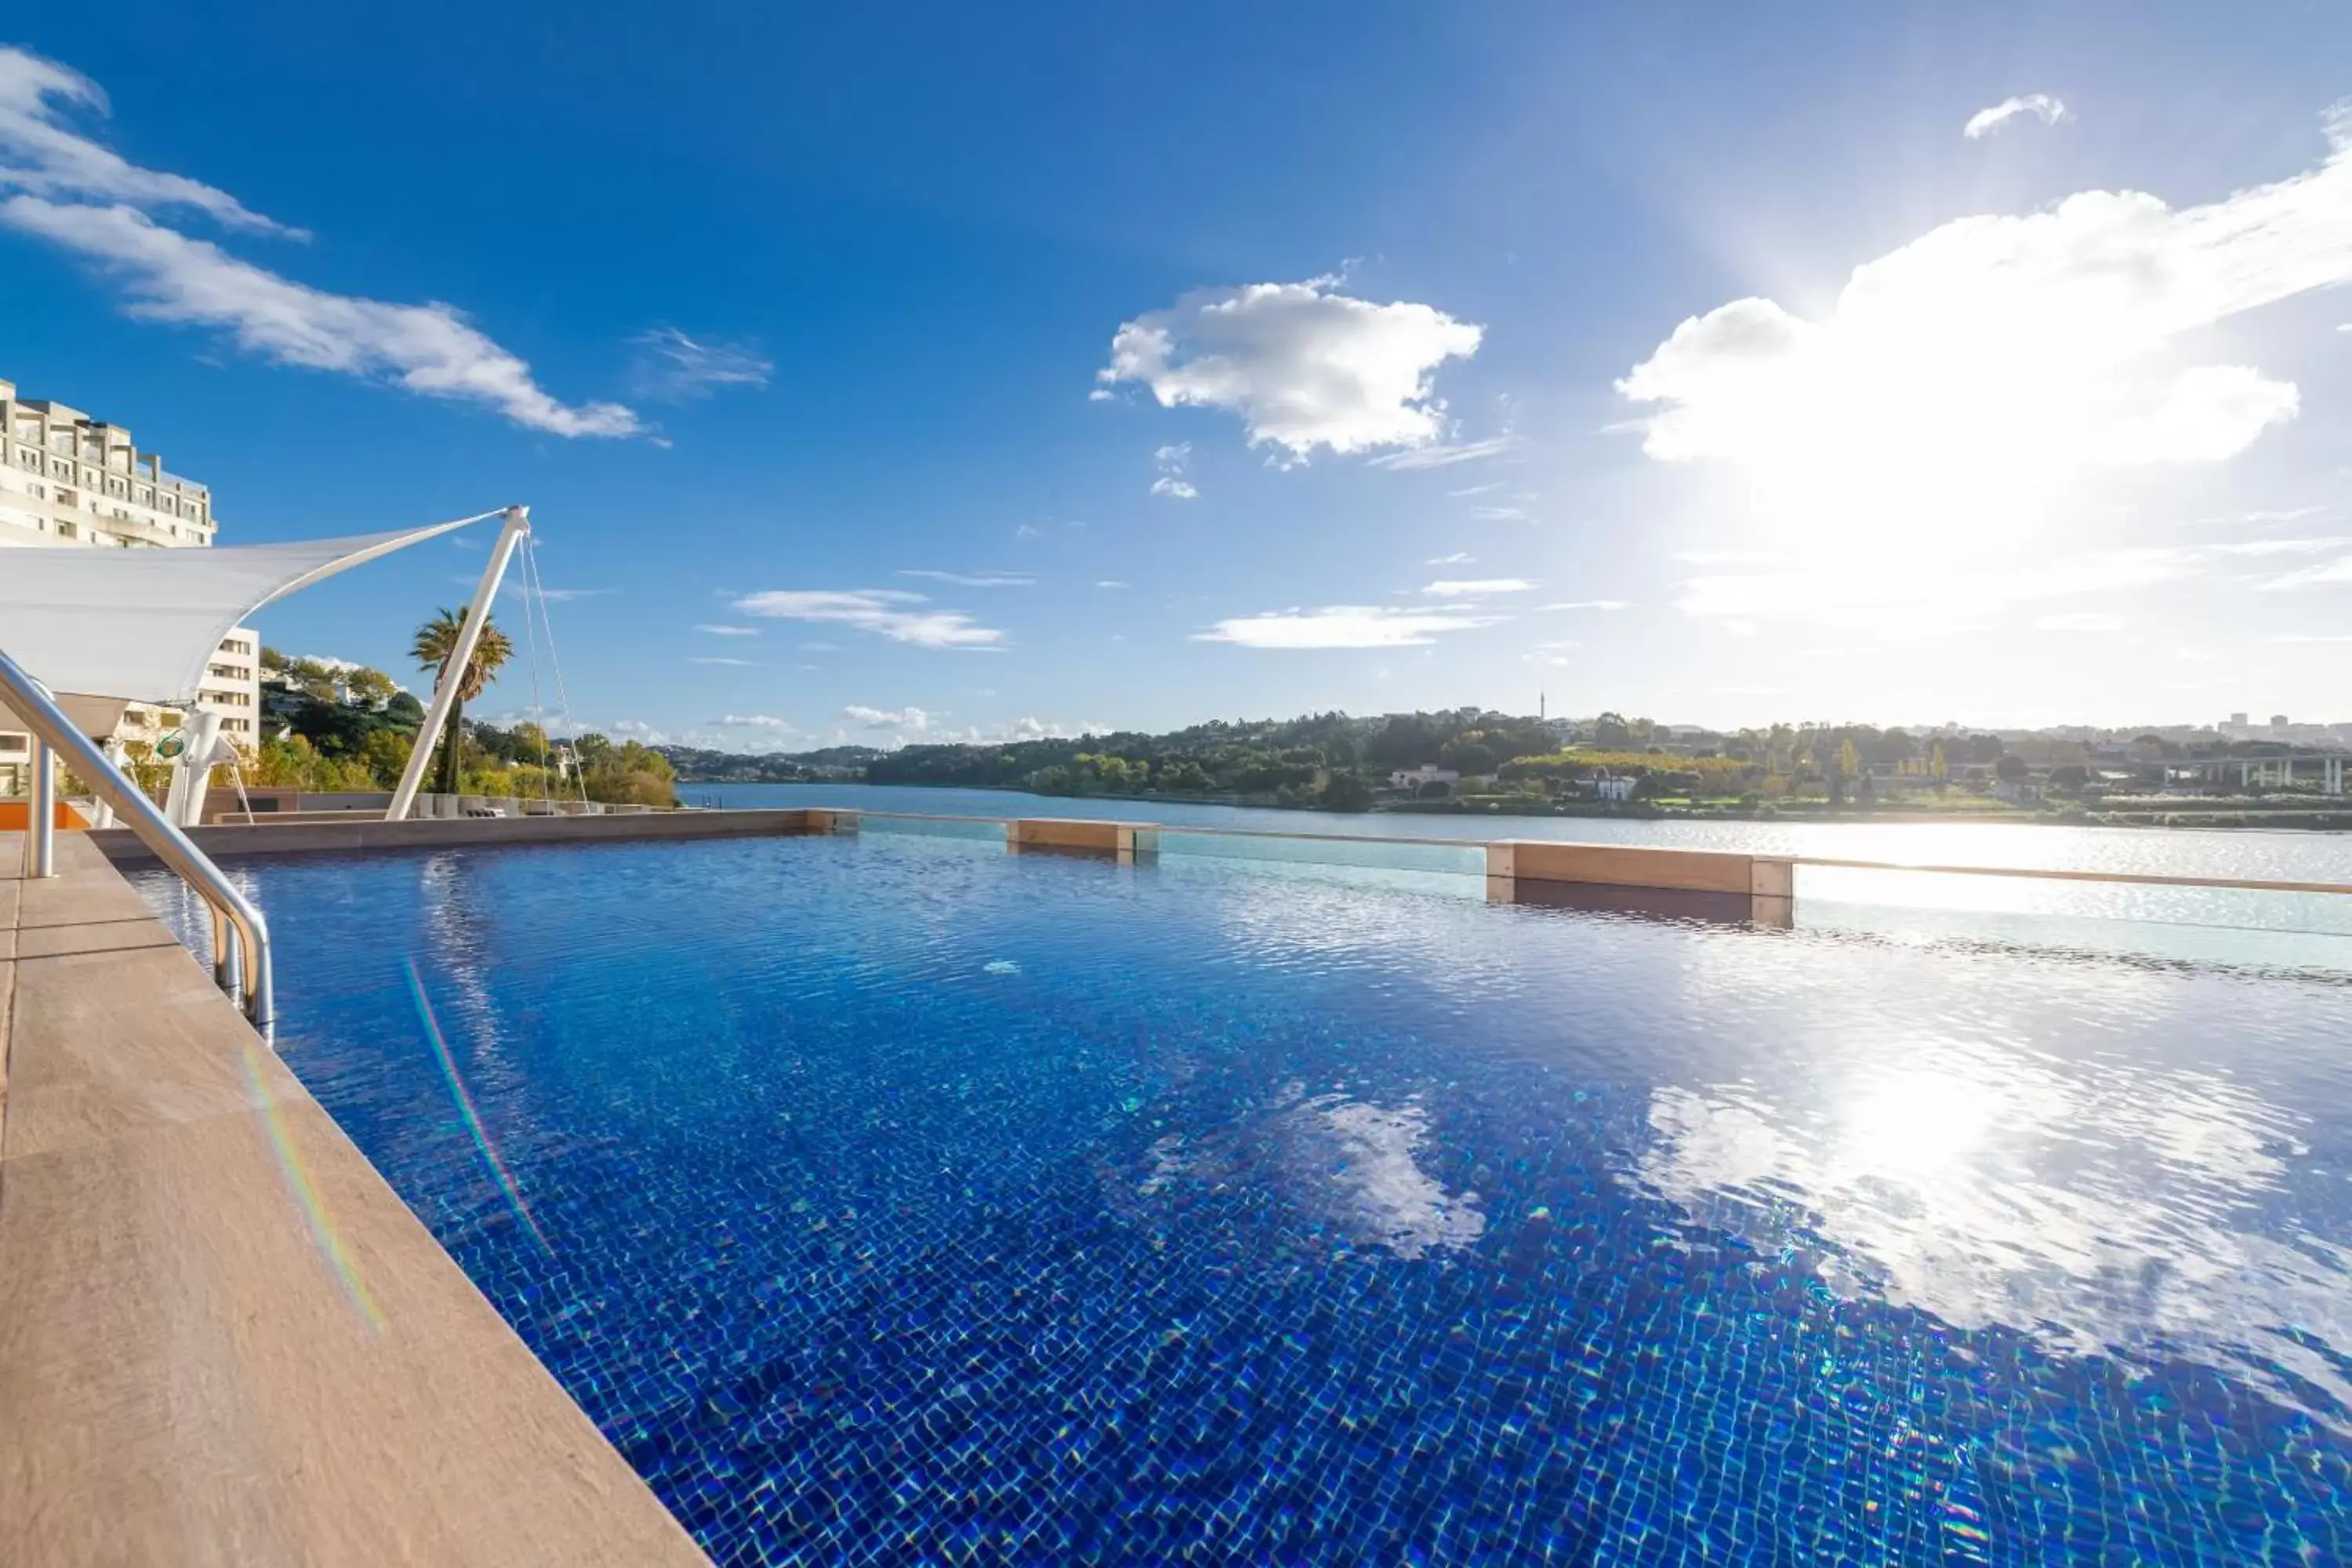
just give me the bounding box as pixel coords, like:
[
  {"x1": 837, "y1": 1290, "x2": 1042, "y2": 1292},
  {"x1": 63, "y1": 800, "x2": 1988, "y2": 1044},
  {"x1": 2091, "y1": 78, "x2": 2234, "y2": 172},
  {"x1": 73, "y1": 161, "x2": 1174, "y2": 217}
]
[
  {"x1": 238, "y1": 1037, "x2": 388, "y2": 1334},
  {"x1": 405, "y1": 956, "x2": 554, "y2": 1254}
]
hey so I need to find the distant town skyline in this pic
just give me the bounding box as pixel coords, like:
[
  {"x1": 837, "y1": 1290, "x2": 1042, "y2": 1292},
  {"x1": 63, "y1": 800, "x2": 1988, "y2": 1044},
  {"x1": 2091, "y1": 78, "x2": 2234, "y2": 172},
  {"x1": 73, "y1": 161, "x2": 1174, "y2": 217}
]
[{"x1": 4, "y1": 6, "x2": 2350, "y2": 750}]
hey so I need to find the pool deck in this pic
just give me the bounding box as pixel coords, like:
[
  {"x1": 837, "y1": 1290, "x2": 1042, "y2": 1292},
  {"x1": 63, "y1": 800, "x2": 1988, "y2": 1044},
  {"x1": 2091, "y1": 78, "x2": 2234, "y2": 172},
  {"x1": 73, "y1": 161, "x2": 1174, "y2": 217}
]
[{"x1": 0, "y1": 833, "x2": 710, "y2": 1566}]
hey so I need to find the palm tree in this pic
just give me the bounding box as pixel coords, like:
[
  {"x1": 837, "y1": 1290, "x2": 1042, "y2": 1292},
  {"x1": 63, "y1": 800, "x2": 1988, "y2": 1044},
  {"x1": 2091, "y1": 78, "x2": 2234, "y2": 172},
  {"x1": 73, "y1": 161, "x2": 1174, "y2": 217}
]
[{"x1": 409, "y1": 608, "x2": 515, "y2": 797}]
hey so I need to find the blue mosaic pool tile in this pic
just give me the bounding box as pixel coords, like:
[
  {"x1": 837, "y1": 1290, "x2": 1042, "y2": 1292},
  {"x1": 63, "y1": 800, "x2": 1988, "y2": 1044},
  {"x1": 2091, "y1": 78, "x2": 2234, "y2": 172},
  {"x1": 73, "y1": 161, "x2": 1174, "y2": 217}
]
[{"x1": 133, "y1": 836, "x2": 2352, "y2": 1565}]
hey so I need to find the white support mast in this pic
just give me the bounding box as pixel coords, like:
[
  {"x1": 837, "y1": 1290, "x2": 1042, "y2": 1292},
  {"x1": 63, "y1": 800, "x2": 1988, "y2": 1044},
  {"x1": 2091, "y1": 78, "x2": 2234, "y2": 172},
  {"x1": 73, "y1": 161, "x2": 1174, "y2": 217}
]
[{"x1": 387, "y1": 505, "x2": 531, "y2": 822}]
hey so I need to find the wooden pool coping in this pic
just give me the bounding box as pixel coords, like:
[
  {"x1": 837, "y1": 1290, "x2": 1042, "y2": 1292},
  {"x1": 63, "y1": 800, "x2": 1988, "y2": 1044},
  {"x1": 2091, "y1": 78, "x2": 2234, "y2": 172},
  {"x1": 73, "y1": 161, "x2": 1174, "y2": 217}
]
[{"x1": 0, "y1": 832, "x2": 710, "y2": 1566}]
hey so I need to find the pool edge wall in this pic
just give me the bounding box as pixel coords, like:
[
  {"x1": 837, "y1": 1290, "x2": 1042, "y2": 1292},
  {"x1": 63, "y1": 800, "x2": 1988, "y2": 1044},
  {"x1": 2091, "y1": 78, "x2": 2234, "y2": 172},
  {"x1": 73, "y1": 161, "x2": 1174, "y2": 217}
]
[{"x1": 0, "y1": 832, "x2": 713, "y2": 1567}]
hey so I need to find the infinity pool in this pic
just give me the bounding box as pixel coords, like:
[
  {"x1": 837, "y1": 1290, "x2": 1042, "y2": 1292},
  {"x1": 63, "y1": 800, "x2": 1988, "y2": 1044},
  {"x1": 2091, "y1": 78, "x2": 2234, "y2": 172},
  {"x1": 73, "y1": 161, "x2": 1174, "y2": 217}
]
[{"x1": 138, "y1": 833, "x2": 2352, "y2": 1564}]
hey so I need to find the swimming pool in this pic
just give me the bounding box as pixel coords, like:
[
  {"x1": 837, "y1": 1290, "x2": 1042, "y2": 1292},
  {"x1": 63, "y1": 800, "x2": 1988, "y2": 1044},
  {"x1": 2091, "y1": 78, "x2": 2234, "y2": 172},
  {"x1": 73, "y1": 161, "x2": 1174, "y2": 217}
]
[{"x1": 136, "y1": 832, "x2": 2352, "y2": 1564}]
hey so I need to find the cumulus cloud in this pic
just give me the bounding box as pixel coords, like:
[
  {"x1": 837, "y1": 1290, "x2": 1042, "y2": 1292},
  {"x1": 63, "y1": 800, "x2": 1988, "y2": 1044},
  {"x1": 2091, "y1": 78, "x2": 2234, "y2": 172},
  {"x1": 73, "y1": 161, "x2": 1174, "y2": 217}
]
[
  {"x1": 1619, "y1": 103, "x2": 2352, "y2": 536},
  {"x1": 713, "y1": 713, "x2": 793, "y2": 728},
  {"x1": 695, "y1": 623, "x2": 759, "y2": 636},
  {"x1": 0, "y1": 46, "x2": 637, "y2": 437},
  {"x1": 843, "y1": 704, "x2": 933, "y2": 732},
  {"x1": 1196, "y1": 604, "x2": 1506, "y2": 649},
  {"x1": 629, "y1": 326, "x2": 771, "y2": 401},
  {"x1": 1963, "y1": 93, "x2": 2071, "y2": 140},
  {"x1": 731, "y1": 589, "x2": 1004, "y2": 649},
  {"x1": 1098, "y1": 274, "x2": 1483, "y2": 459},
  {"x1": 1421, "y1": 578, "x2": 1536, "y2": 596},
  {"x1": 898, "y1": 569, "x2": 1033, "y2": 587},
  {"x1": 1149, "y1": 441, "x2": 1198, "y2": 499}
]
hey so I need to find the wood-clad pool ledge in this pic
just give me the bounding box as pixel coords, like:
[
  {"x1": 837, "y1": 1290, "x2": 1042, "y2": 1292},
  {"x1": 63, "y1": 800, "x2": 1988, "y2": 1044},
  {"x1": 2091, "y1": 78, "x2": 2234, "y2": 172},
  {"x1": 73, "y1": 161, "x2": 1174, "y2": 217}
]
[{"x1": 0, "y1": 832, "x2": 710, "y2": 1567}]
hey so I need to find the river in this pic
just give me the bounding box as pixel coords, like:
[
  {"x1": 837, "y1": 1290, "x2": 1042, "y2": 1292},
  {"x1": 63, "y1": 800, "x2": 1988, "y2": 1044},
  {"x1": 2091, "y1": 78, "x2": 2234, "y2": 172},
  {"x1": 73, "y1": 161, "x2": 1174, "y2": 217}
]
[{"x1": 686, "y1": 779, "x2": 2352, "y2": 884}]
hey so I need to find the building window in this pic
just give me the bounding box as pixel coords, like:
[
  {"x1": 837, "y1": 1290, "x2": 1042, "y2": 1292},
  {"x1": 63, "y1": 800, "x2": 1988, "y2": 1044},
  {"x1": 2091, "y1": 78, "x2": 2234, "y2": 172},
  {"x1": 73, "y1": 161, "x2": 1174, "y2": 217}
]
[
  {"x1": 56, "y1": 520, "x2": 75, "y2": 539},
  {"x1": 0, "y1": 735, "x2": 25, "y2": 753}
]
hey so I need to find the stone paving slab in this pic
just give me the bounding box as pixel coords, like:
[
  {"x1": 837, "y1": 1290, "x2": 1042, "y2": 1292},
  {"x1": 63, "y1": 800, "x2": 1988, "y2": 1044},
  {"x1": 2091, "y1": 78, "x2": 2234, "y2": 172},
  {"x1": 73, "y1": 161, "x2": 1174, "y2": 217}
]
[{"x1": 0, "y1": 833, "x2": 710, "y2": 1567}]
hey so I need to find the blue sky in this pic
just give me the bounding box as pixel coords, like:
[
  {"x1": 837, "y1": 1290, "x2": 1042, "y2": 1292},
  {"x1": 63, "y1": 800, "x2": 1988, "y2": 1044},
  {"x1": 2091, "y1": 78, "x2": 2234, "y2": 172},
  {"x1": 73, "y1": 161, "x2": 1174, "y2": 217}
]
[{"x1": 5, "y1": 3, "x2": 2352, "y2": 749}]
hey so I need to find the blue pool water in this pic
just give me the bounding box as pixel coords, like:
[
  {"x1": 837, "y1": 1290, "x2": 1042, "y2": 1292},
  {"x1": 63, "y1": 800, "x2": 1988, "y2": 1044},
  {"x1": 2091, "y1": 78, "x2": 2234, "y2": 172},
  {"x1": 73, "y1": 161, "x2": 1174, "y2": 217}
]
[{"x1": 140, "y1": 833, "x2": 2352, "y2": 1564}]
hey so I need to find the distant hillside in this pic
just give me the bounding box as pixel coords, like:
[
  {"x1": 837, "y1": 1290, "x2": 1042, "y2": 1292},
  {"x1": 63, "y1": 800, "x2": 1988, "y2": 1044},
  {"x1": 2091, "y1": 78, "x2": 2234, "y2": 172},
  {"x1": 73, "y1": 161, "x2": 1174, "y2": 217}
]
[{"x1": 659, "y1": 744, "x2": 884, "y2": 782}]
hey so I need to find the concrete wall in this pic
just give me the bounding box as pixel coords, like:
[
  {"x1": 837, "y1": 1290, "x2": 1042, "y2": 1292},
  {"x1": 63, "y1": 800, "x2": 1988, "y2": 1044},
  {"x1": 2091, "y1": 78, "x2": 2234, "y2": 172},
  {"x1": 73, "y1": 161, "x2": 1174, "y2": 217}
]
[{"x1": 93, "y1": 807, "x2": 832, "y2": 864}]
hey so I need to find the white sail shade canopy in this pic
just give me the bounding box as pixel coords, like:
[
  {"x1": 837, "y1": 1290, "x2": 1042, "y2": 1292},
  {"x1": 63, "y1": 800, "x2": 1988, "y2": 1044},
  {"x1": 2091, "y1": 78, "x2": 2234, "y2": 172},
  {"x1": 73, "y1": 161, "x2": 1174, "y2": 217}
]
[{"x1": 0, "y1": 512, "x2": 499, "y2": 714}]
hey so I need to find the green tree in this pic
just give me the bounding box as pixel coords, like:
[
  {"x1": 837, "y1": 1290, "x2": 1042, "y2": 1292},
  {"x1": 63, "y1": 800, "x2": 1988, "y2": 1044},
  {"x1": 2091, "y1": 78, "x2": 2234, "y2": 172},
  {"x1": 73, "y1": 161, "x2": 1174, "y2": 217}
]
[
  {"x1": 1317, "y1": 771, "x2": 1374, "y2": 812},
  {"x1": 347, "y1": 666, "x2": 400, "y2": 709},
  {"x1": 409, "y1": 608, "x2": 514, "y2": 797},
  {"x1": 358, "y1": 729, "x2": 413, "y2": 788}
]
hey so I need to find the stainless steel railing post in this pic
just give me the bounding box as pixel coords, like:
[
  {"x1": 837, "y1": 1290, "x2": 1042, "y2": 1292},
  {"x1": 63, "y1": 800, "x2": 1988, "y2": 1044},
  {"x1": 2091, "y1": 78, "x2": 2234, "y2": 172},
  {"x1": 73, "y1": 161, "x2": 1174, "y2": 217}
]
[
  {"x1": 0, "y1": 649, "x2": 275, "y2": 1040},
  {"x1": 27, "y1": 735, "x2": 55, "y2": 877}
]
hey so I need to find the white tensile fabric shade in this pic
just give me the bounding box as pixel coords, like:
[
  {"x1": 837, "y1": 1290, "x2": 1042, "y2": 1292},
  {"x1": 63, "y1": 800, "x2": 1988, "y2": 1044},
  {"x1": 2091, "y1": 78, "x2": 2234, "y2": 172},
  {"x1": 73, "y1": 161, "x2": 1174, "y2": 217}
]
[{"x1": 0, "y1": 513, "x2": 494, "y2": 707}]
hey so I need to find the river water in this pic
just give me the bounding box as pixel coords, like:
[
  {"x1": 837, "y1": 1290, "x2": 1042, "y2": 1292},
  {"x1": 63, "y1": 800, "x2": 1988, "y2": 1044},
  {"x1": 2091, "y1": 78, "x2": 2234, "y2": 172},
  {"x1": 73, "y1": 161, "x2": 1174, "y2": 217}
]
[
  {"x1": 680, "y1": 782, "x2": 2352, "y2": 969},
  {"x1": 688, "y1": 780, "x2": 2352, "y2": 882}
]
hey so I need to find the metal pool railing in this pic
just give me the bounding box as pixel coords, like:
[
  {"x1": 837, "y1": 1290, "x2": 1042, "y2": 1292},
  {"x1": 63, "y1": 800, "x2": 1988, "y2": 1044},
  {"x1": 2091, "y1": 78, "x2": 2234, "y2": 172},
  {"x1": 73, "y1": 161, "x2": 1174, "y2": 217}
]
[{"x1": 0, "y1": 647, "x2": 274, "y2": 1037}]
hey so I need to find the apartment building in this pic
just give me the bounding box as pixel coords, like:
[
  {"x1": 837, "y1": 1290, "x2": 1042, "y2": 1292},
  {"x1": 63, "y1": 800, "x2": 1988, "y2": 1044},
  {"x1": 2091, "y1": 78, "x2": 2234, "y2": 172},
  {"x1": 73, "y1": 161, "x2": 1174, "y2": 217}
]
[{"x1": 0, "y1": 374, "x2": 259, "y2": 782}]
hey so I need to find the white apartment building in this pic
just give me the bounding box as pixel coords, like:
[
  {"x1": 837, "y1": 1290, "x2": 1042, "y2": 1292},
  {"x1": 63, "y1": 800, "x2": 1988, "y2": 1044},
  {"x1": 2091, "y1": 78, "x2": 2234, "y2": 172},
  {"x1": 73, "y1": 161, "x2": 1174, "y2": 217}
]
[{"x1": 0, "y1": 374, "x2": 258, "y2": 791}]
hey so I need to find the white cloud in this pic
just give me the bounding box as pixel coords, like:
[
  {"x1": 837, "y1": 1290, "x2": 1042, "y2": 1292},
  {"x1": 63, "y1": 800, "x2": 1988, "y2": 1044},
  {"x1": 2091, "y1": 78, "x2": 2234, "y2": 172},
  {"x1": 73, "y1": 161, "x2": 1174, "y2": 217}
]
[
  {"x1": 695, "y1": 623, "x2": 760, "y2": 636},
  {"x1": 1421, "y1": 578, "x2": 1537, "y2": 596},
  {"x1": 0, "y1": 49, "x2": 633, "y2": 437},
  {"x1": 1543, "y1": 599, "x2": 1629, "y2": 611},
  {"x1": 1470, "y1": 505, "x2": 1532, "y2": 522},
  {"x1": 1446, "y1": 481, "x2": 1503, "y2": 497},
  {"x1": 1681, "y1": 548, "x2": 2197, "y2": 632},
  {"x1": 1094, "y1": 579, "x2": 1129, "y2": 589},
  {"x1": 690, "y1": 655, "x2": 758, "y2": 667},
  {"x1": 1098, "y1": 274, "x2": 1483, "y2": 459},
  {"x1": 0, "y1": 48, "x2": 299, "y2": 234},
  {"x1": 731, "y1": 589, "x2": 1004, "y2": 649},
  {"x1": 898, "y1": 570, "x2": 1034, "y2": 587},
  {"x1": 5, "y1": 197, "x2": 640, "y2": 437},
  {"x1": 843, "y1": 704, "x2": 934, "y2": 732},
  {"x1": 1963, "y1": 93, "x2": 2071, "y2": 140},
  {"x1": 1196, "y1": 604, "x2": 1507, "y2": 648},
  {"x1": 714, "y1": 713, "x2": 793, "y2": 728},
  {"x1": 1367, "y1": 434, "x2": 1517, "y2": 470},
  {"x1": 1619, "y1": 104, "x2": 2352, "y2": 539},
  {"x1": 629, "y1": 326, "x2": 771, "y2": 401},
  {"x1": 1149, "y1": 441, "x2": 1198, "y2": 499},
  {"x1": 1425, "y1": 552, "x2": 1475, "y2": 564},
  {"x1": 604, "y1": 719, "x2": 670, "y2": 743},
  {"x1": 2033, "y1": 612, "x2": 2126, "y2": 632},
  {"x1": 1014, "y1": 523, "x2": 1045, "y2": 540},
  {"x1": 2259, "y1": 555, "x2": 2352, "y2": 590},
  {"x1": 2215, "y1": 535, "x2": 2350, "y2": 557}
]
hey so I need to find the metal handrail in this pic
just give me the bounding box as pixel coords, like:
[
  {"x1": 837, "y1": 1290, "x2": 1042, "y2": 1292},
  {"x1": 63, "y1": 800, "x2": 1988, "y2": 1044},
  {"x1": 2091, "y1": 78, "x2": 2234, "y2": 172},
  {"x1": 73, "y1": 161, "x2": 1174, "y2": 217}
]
[{"x1": 0, "y1": 648, "x2": 274, "y2": 1037}]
